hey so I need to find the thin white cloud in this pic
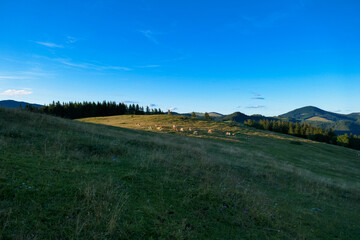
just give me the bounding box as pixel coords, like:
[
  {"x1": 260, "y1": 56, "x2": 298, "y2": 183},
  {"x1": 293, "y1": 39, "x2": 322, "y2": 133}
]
[
  {"x1": 168, "y1": 107, "x2": 177, "y2": 111},
  {"x1": 20, "y1": 71, "x2": 51, "y2": 77},
  {"x1": 122, "y1": 100, "x2": 138, "y2": 104},
  {"x1": 66, "y1": 36, "x2": 77, "y2": 44},
  {"x1": 246, "y1": 105, "x2": 265, "y2": 109},
  {"x1": 56, "y1": 59, "x2": 88, "y2": 68},
  {"x1": 99, "y1": 66, "x2": 132, "y2": 71},
  {"x1": 0, "y1": 89, "x2": 32, "y2": 96},
  {"x1": 138, "y1": 65, "x2": 160, "y2": 68},
  {"x1": 139, "y1": 30, "x2": 159, "y2": 45},
  {"x1": 35, "y1": 41, "x2": 64, "y2": 48},
  {"x1": 0, "y1": 76, "x2": 25, "y2": 79},
  {"x1": 56, "y1": 58, "x2": 132, "y2": 71},
  {"x1": 251, "y1": 93, "x2": 265, "y2": 100},
  {"x1": 0, "y1": 70, "x2": 51, "y2": 80}
]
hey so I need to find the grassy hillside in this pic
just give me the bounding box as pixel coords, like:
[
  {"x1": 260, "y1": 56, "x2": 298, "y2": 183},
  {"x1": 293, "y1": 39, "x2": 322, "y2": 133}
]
[
  {"x1": 1, "y1": 109, "x2": 360, "y2": 239},
  {"x1": 306, "y1": 116, "x2": 334, "y2": 123}
]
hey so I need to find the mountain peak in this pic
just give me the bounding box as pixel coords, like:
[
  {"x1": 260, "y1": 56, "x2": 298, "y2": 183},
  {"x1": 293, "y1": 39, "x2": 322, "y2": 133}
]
[{"x1": 280, "y1": 105, "x2": 355, "y2": 122}]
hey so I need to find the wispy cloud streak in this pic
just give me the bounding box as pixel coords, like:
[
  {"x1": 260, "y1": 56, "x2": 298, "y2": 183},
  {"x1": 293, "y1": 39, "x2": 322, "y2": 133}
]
[
  {"x1": 0, "y1": 76, "x2": 25, "y2": 79},
  {"x1": 246, "y1": 105, "x2": 265, "y2": 109},
  {"x1": 35, "y1": 41, "x2": 64, "y2": 48},
  {"x1": 66, "y1": 36, "x2": 77, "y2": 44},
  {"x1": 56, "y1": 58, "x2": 132, "y2": 71},
  {"x1": 251, "y1": 93, "x2": 265, "y2": 100},
  {"x1": 122, "y1": 100, "x2": 138, "y2": 104},
  {"x1": 139, "y1": 30, "x2": 159, "y2": 44},
  {"x1": 138, "y1": 65, "x2": 160, "y2": 68}
]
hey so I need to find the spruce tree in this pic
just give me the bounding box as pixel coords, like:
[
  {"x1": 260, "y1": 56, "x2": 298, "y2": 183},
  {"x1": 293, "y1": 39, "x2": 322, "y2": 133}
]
[
  {"x1": 294, "y1": 122, "x2": 301, "y2": 136},
  {"x1": 204, "y1": 112, "x2": 211, "y2": 120}
]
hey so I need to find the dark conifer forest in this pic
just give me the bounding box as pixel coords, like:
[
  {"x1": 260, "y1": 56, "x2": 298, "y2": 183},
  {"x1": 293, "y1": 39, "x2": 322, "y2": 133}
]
[
  {"x1": 24, "y1": 101, "x2": 164, "y2": 119},
  {"x1": 244, "y1": 119, "x2": 360, "y2": 150}
]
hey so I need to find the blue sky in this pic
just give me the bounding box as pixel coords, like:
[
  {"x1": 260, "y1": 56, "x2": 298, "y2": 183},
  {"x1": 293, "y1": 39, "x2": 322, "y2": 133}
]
[{"x1": 0, "y1": 0, "x2": 359, "y2": 115}]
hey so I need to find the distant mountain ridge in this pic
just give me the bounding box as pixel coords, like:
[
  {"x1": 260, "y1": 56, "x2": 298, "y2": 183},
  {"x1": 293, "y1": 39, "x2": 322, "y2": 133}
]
[
  {"x1": 217, "y1": 106, "x2": 360, "y2": 135},
  {"x1": 279, "y1": 106, "x2": 356, "y2": 122},
  {"x1": 279, "y1": 106, "x2": 360, "y2": 135},
  {"x1": 194, "y1": 112, "x2": 224, "y2": 118},
  {"x1": 0, "y1": 100, "x2": 43, "y2": 109},
  {"x1": 220, "y1": 112, "x2": 277, "y2": 122}
]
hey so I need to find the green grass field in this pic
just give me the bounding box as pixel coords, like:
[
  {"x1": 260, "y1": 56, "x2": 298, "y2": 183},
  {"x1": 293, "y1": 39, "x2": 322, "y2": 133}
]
[{"x1": 1, "y1": 109, "x2": 360, "y2": 239}]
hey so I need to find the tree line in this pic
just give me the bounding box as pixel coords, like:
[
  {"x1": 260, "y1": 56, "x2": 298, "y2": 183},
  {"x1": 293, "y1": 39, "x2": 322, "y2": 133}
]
[
  {"x1": 244, "y1": 119, "x2": 360, "y2": 150},
  {"x1": 24, "y1": 101, "x2": 164, "y2": 119}
]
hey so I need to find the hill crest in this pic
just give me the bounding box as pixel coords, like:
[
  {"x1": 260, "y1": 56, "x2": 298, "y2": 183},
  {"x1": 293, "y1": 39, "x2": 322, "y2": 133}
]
[{"x1": 0, "y1": 99, "x2": 43, "y2": 109}]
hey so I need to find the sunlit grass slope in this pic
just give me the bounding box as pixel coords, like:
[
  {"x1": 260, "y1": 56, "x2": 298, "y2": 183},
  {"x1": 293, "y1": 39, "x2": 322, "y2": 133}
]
[{"x1": 1, "y1": 109, "x2": 360, "y2": 239}]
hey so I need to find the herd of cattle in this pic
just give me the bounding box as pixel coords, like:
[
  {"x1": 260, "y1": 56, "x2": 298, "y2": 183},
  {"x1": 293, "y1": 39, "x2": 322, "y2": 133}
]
[{"x1": 134, "y1": 123, "x2": 252, "y2": 139}]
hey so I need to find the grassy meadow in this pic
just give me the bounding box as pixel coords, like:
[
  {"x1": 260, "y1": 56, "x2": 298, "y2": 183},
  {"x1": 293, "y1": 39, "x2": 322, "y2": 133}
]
[{"x1": 1, "y1": 109, "x2": 360, "y2": 239}]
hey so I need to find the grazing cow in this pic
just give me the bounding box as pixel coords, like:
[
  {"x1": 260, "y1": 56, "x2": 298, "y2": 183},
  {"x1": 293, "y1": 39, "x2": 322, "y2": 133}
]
[
  {"x1": 180, "y1": 128, "x2": 184, "y2": 132},
  {"x1": 208, "y1": 129, "x2": 213, "y2": 134},
  {"x1": 189, "y1": 127, "x2": 192, "y2": 131},
  {"x1": 226, "y1": 132, "x2": 231, "y2": 136},
  {"x1": 156, "y1": 126, "x2": 163, "y2": 131},
  {"x1": 135, "y1": 123, "x2": 141, "y2": 126},
  {"x1": 172, "y1": 125, "x2": 177, "y2": 130},
  {"x1": 193, "y1": 131, "x2": 198, "y2": 135},
  {"x1": 148, "y1": 126, "x2": 152, "y2": 130},
  {"x1": 232, "y1": 133, "x2": 236, "y2": 136}
]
